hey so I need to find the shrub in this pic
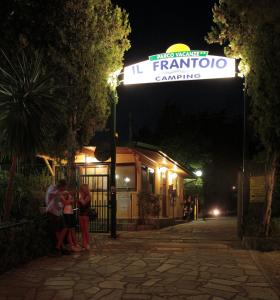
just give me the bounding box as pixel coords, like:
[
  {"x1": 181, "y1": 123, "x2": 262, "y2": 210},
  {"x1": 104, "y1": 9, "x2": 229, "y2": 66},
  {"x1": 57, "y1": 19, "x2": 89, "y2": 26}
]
[
  {"x1": 0, "y1": 216, "x2": 51, "y2": 274},
  {"x1": 138, "y1": 191, "x2": 160, "y2": 225},
  {"x1": 0, "y1": 169, "x2": 52, "y2": 221},
  {"x1": 0, "y1": 169, "x2": 52, "y2": 273}
]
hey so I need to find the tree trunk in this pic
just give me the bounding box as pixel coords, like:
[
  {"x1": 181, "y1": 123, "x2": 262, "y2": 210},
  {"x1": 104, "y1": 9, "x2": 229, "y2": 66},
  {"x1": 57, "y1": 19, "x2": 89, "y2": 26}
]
[
  {"x1": 262, "y1": 150, "x2": 278, "y2": 236},
  {"x1": 3, "y1": 156, "x2": 17, "y2": 222}
]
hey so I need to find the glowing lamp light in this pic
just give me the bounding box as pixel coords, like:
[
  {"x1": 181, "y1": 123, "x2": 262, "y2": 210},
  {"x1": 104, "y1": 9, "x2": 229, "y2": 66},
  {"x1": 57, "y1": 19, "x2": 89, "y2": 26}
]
[
  {"x1": 172, "y1": 173, "x2": 178, "y2": 179},
  {"x1": 148, "y1": 167, "x2": 155, "y2": 173},
  {"x1": 85, "y1": 156, "x2": 98, "y2": 164},
  {"x1": 115, "y1": 174, "x2": 119, "y2": 180},
  {"x1": 162, "y1": 158, "x2": 167, "y2": 165},
  {"x1": 108, "y1": 69, "x2": 122, "y2": 89},
  {"x1": 213, "y1": 209, "x2": 220, "y2": 216},
  {"x1": 194, "y1": 170, "x2": 203, "y2": 177},
  {"x1": 124, "y1": 177, "x2": 130, "y2": 183},
  {"x1": 159, "y1": 167, "x2": 167, "y2": 173}
]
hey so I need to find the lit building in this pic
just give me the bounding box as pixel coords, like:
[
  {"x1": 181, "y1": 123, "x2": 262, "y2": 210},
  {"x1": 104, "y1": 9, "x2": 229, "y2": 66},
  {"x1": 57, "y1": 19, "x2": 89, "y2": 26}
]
[{"x1": 41, "y1": 142, "x2": 193, "y2": 231}]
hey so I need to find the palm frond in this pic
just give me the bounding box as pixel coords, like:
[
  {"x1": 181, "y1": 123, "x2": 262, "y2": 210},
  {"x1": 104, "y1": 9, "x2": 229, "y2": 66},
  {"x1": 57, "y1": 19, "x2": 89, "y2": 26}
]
[{"x1": 0, "y1": 50, "x2": 61, "y2": 159}]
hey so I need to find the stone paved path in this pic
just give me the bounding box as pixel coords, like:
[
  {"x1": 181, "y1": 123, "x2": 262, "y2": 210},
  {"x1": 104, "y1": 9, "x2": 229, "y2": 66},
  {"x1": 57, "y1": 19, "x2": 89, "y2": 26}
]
[{"x1": 0, "y1": 217, "x2": 279, "y2": 300}]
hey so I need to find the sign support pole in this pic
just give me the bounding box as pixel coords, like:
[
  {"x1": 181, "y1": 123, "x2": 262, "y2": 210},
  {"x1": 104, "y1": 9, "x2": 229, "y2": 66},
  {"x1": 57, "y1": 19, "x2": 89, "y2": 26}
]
[{"x1": 110, "y1": 92, "x2": 117, "y2": 239}]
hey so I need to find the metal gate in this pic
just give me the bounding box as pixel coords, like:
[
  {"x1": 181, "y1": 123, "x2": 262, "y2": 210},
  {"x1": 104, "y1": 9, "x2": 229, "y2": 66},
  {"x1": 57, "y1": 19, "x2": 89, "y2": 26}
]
[{"x1": 80, "y1": 174, "x2": 110, "y2": 233}]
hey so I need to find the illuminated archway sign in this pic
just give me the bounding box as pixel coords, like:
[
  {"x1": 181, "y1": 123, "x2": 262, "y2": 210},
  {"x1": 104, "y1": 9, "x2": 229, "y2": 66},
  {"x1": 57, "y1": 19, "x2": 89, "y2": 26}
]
[{"x1": 123, "y1": 43, "x2": 235, "y2": 85}]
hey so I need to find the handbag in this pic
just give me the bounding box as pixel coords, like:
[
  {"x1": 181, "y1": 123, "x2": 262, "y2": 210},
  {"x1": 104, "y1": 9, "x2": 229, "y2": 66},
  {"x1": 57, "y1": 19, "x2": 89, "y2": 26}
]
[{"x1": 88, "y1": 208, "x2": 98, "y2": 220}]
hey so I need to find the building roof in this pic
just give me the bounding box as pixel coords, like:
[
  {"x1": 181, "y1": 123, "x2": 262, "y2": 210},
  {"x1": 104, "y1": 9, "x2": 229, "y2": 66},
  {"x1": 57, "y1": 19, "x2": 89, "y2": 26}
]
[
  {"x1": 131, "y1": 142, "x2": 195, "y2": 178},
  {"x1": 39, "y1": 142, "x2": 195, "y2": 179}
]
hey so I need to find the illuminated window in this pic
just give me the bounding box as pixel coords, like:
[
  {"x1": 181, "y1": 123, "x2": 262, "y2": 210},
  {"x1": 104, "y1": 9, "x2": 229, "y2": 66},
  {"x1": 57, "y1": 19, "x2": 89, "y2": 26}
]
[{"x1": 116, "y1": 165, "x2": 136, "y2": 190}]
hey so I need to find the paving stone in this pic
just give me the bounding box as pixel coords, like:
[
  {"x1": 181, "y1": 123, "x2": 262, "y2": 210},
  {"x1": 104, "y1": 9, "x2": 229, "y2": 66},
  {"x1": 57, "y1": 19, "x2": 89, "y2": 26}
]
[
  {"x1": 53, "y1": 289, "x2": 73, "y2": 300},
  {"x1": 199, "y1": 272, "x2": 211, "y2": 280},
  {"x1": 244, "y1": 286, "x2": 279, "y2": 300},
  {"x1": 176, "y1": 289, "x2": 201, "y2": 295},
  {"x1": 208, "y1": 267, "x2": 244, "y2": 277},
  {"x1": 100, "y1": 289, "x2": 123, "y2": 299},
  {"x1": 106, "y1": 274, "x2": 124, "y2": 281},
  {"x1": 84, "y1": 287, "x2": 100, "y2": 294},
  {"x1": 74, "y1": 282, "x2": 93, "y2": 290},
  {"x1": 125, "y1": 288, "x2": 143, "y2": 294},
  {"x1": 209, "y1": 279, "x2": 239, "y2": 286},
  {"x1": 186, "y1": 295, "x2": 210, "y2": 300},
  {"x1": 156, "y1": 264, "x2": 175, "y2": 273},
  {"x1": 99, "y1": 280, "x2": 125, "y2": 289},
  {"x1": 232, "y1": 276, "x2": 247, "y2": 282},
  {"x1": 35, "y1": 290, "x2": 55, "y2": 300},
  {"x1": 232, "y1": 296, "x2": 248, "y2": 300},
  {"x1": 199, "y1": 287, "x2": 235, "y2": 299},
  {"x1": 244, "y1": 269, "x2": 262, "y2": 276},
  {"x1": 44, "y1": 279, "x2": 75, "y2": 286},
  {"x1": 23, "y1": 288, "x2": 36, "y2": 300},
  {"x1": 131, "y1": 260, "x2": 147, "y2": 267},
  {"x1": 73, "y1": 294, "x2": 88, "y2": 300},
  {"x1": 174, "y1": 280, "x2": 200, "y2": 289},
  {"x1": 96, "y1": 265, "x2": 123, "y2": 276},
  {"x1": 122, "y1": 294, "x2": 151, "y2": 299},
  {"x1": 151, "y1": 296, "x2": 166, "y2": 300},
  {"x1": 247, "y1": 276, "x2": 267, "y2": 283},
  {"x1": 126, "y1": 273, "x2": 146, "y2": 278},
  {"x1": 142, "y1": 278, "x2": 161, "y2": 287},
  {"x1": 203, "y1": 283, "x2": 238, "y2": 293},
  {"x1": 239, "y1": 264, "x2": 258, "y2": 270},
  {"x1": 0, "y1": 287, "x2": 28, "y2": 297},
  {"x1": 245, "y1": 282, "x2": 271, "y2": 287}
]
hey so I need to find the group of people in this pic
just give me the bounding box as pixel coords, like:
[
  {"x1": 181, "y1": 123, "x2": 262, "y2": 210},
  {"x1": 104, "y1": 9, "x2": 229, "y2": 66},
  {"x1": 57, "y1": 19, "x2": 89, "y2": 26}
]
[
  {"x1": 183, "y1": 196, "x2": 194, "y2": 221},
  {"x1": 45, "y1": 179, "x2": 92, "y2": 255}
]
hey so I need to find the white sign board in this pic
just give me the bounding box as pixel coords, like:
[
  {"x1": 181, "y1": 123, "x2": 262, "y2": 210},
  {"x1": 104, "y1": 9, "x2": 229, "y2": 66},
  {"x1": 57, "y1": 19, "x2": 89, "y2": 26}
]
[{"x1": 123, "y1": 44, "x2": 236, "y2": 85}]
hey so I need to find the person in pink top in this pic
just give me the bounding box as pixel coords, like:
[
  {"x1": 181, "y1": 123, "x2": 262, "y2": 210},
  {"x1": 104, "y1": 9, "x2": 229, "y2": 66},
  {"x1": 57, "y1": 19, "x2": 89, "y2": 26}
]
[
  {"x1": 61, "y1": 191, "x2": 81, "y2": 252},
  {"x1": 78, "y1": 184, "x2": 91, "y2": 250}
]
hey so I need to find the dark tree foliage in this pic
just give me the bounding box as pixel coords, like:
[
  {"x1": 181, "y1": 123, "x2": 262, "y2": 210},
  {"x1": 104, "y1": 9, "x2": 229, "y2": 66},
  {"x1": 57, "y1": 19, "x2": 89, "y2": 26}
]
[
  {"x1": 207, "y1": 0, "x2": 280, "y2": 235},
  {"x1": 0, "y1": 0, "x2": 131, "y2": 186}
]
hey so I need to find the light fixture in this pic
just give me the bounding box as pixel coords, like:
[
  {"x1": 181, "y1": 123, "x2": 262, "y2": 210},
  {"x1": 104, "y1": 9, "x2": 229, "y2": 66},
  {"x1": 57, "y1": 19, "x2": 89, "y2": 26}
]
[
  {"x1": 124, "y1": 177, "x2": 130, "y2": 183},
  {"x1": 85, "y1": 155, "x2": 98, "y2": 164},
  {"x1": 194, "y1": 170, "x2": 203, "y2": 177},
  {"x1": 159, "y1": 167, "x2": 167, "y2": 173},
  {"x1": 172, "y1": 173, "x2": 178, "y2": 179},
  {"x1": 107, "y1": 69, "x2": 122, "y2": 90},
  {"x1": 148, "y1": 167, "x2": 155, "y2": 173}
]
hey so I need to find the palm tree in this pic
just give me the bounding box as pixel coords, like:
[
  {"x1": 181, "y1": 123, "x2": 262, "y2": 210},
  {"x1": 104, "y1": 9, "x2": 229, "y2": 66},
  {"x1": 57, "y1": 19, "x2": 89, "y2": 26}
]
[{"x1": 0, "y1": 50, "x2": 59, "y2": 222}]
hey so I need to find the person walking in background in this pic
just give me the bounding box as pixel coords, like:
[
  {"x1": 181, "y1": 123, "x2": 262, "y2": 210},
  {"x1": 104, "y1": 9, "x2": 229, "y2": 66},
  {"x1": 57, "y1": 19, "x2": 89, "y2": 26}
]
[{"x1": 78, "y1": 184, "x2": 91, "y2": 250}]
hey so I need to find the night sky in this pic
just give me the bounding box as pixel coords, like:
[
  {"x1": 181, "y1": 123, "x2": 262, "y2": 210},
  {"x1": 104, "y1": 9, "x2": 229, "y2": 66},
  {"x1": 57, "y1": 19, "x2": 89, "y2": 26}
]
[{"x1": 113, "y1": 0, "x2": 244, "y2": 141}]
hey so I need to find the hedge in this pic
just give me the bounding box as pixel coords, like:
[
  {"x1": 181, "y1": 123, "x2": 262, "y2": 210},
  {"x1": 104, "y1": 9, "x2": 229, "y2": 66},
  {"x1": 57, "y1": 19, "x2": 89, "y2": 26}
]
[{"x1": 0, "y1": 216, "x2": 51, "y2": 274}]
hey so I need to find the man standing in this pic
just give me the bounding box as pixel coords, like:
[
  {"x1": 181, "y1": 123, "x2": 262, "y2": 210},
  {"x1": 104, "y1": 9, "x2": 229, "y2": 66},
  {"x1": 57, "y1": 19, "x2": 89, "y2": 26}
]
[{"x1": 45, "y1": 179, "x2": 70, "y2": 255}]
